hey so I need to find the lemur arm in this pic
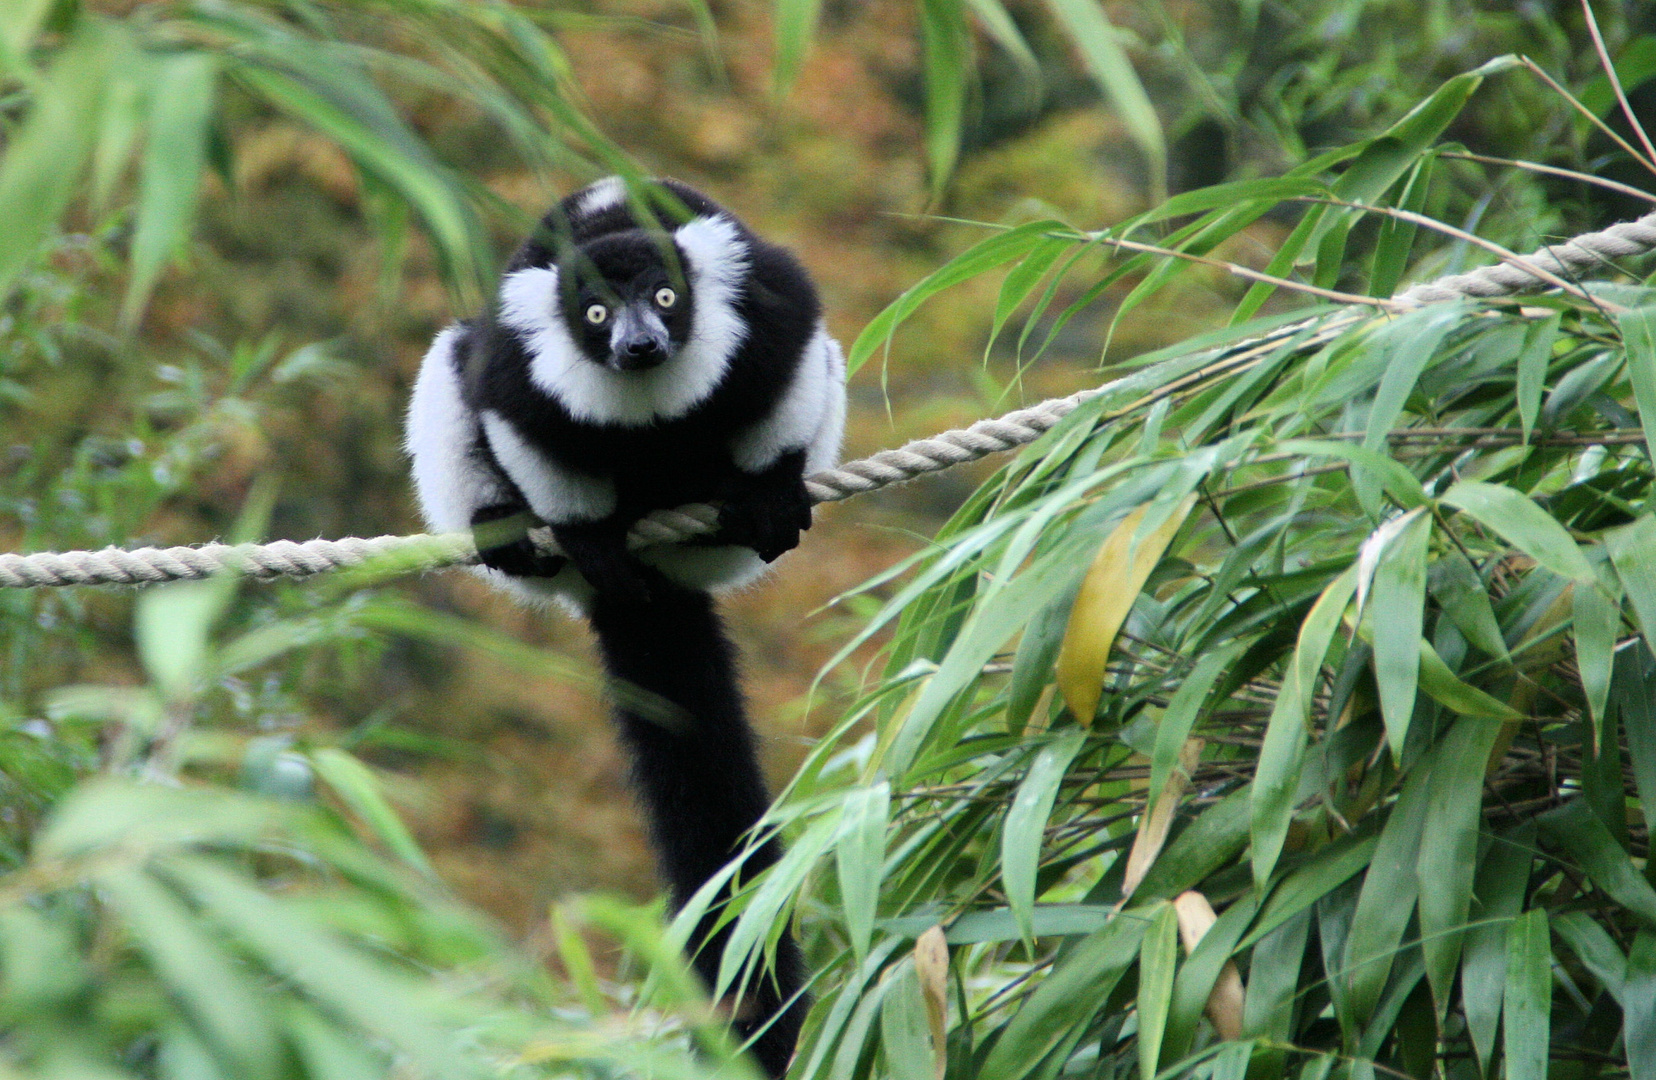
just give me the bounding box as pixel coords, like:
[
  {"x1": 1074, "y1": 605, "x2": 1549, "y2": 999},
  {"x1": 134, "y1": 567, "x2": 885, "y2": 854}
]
[{"x1": 713, "y1": 449, "x2": 812, "y2": 563}]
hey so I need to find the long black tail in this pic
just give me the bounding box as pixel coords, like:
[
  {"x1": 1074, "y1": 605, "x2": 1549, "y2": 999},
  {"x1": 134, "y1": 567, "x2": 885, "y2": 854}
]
[{"x1": 587, "y1": 573, "x2": 809, "y2": 1078}]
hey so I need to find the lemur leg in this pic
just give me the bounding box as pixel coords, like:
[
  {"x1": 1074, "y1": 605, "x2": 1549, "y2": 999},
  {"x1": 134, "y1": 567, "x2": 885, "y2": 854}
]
[
  {"x1": 586, "y1": 571, "x2": 809, "y2": 1078},
  {"x1": 714, "y1": 449, "x2": 813, "y2": 563},
  {"x1": 552, "y1": 518, "x2": 655, "y2": 606}
]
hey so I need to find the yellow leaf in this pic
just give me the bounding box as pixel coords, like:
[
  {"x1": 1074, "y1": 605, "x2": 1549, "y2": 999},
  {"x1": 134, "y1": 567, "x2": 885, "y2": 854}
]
[
  {"x1": 914, "y1": 926, "x2": 950, "y2": 1080},
  {"x1": 1056, "y1": 495, "x2": 1197, "y2": 722},
  {"x1": 1121, "y1": 738, "x2": 1203, "y2": 899},
  {"x1": 1172, "y1": 891, "x2": 1244, "y2": 1040}
]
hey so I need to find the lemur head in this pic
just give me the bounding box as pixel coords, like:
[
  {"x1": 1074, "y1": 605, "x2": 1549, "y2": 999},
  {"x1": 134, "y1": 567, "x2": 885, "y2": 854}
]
[
  {"x1": 494, "y1": 178, "x2": 752, "y2": 425},
  {"x1": 561, "y1": 232, "x2": 694, "y2": 373}
]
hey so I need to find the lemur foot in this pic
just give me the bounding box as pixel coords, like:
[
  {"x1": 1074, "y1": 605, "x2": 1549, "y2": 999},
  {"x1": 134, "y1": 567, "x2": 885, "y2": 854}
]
[
  {"x1": 471, "y1": 506, "x2": 567, "y2": 578},
  {"x1": 553, "y1": 520, "x2": 655, "y2": 605}
]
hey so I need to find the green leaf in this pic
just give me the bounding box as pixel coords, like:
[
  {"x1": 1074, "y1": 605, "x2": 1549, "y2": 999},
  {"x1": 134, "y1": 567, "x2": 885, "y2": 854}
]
[
  {"x1": 1461, "y1": 826, "x2": 1533, "y2": 1074},
  {"x1": 919, "y1": 0, "x2": 968, "y2": 198},
  {"x1": 963, "y1": 0, "x2": 1041, "y2": 103},
  {"x1": 879, "y1": 961, "x2": 933, "y2": 1080},
  {"x1": 1430, "y1": 551, "x2": 1509, "y2": 660},
  {"x1": 1503, "y1": 909, "x2": 1552, "y2": 1080},
  {"x1": 1341, "y1": 758, "x2": 1432, "y2": 1027},
  {"x1": 1148, "y1": 645, "x2": 1238, "y2": 812},
  {"x1": 1617, "y1": 305, "x2": 1656, "y2": 461},
  {"x1": 1136, "y1": 901, "x2": 1179, "y2": 1080},
  {"x1": 1541, "y1": 798, "x2": 1656, "y2": 927},
  {"x1": 1370, "y1": 510, "x2": 1431, "y2": 758},
  {"x1": 162, "y1": 857, "x2": 470, "y2": 1078},
  {"x1": 1607, "y1": 515, "x2": 1656, "y2": 641},
  {"x1": 1252, "y1": 565, "x2": 1358, "y2": 889},
  {"x1": 1516, "y1": 313, "x2": 1561, "y2": 442},
  {"x1": 836, "y1": 781, "x2": 891, "y2": 963},
  {"x1": 98, "y1": 866, "x2": 279, "y2": 1077},
  {"x1": 1415, "y1": 637, "x2": 1523, "y2": 720},
  {"x1": 1002, "y1": 729, "x2": 1088, "y2": 945},
  {"x1": 847, "y1": 221, "x2": 1065, "y2": 375},
  {"x1": 0, "y1": 18, "x2": 111, "y2": 303},
  {"x1": 1041, "y1": 0, "x2": 1165, "y2": 201},
  {"x1": 1616, "y1": 646, "x2": 1656, "y2": 841},
  {"x1": 1626, "y1": 933, "x2": 1656, "y2": 1080},
  {"x1": 1553, "y1": 911, "x2": 1627, "y2": 1005},
  {"x1": 122, "y1": 52, "x2": 218, "y2": 328},
  {"x1": 771, "y1": 0, "x2": 823, "y2": 95},
  {"x1": 978, "y1": 910, "x2": 1147, "y2": 1078},
  {"x1": 1416, "y1": 718, "x2": 1504, "y2": 1014},
  {"x1": 310, "y1": 748, "x2": 432, "y2": 876},
  {"x1": 135, "y1": 577, "x2": 238, "y2": 702},
  {"x1": 1574, "y1": 573, "x2": 1623, "y2": 736},
  {"x1": 1277, "y1": 439, "x2": 1429, "y2": 510},
  {"x1": 1242, "y1": 907, "x2": 1310, "y2": 1041},
  {"x1": 1368, "y1": 157, "x2": 1431, "y2": 298},
  {"x1": 1132, "y1": 785, "x2": 1251, "y2": 902},
  {"x1": 1441, "y1": 480, "x2": 1595, "y2": 584}
]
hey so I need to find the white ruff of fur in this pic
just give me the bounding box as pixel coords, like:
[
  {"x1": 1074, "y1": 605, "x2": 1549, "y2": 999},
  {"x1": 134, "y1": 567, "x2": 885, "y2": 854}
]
[
  {"x1": 406, "y1": 325, "x2": 504, "y2": 534},
  {"x1": 573, "y1": 176, "x2": 625, "y2": 217},
  {"x1": 498, "y1": 215, "x2": 750, "y2": 426}
]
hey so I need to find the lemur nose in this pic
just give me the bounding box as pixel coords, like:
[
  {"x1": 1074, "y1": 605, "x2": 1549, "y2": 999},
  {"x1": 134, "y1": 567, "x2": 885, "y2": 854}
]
[{"x1": 626, "y1": 338, "x2": 661, "y2": 357}]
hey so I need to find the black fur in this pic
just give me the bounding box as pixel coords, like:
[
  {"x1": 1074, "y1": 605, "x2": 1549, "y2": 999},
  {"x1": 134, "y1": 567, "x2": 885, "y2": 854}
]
[{"x1": 459, "y1": 179, "x2": 820, "y2": 1076}]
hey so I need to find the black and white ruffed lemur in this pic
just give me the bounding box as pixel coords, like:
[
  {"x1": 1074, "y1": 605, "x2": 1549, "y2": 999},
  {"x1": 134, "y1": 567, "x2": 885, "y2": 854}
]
[{"x1": 405, "y1": 176, "x2": 845, "y2": 1077}]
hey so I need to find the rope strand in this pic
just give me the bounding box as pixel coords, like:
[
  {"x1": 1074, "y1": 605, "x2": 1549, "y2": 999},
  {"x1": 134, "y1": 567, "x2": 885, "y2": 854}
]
[{"x1": 6, "y1": 208, "x2": 1656, "y2": 589}]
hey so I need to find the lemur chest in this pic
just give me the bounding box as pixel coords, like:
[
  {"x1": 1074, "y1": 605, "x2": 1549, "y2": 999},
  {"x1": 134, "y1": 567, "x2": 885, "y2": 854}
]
[{"x1": 521, "y1": 413, "x2": 736, "y2": 508}]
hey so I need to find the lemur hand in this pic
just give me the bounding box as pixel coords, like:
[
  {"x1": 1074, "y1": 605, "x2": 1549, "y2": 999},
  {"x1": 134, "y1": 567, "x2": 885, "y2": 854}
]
[
  {"x1": 553, "y1": 520, "x2": 654, "y2": 606},
  {"x1": 471, "y1": 505, "x2": 567, "y2": 578},
  {"x1": 717, "y1": 458, "x2": 813, "y2": 563}
]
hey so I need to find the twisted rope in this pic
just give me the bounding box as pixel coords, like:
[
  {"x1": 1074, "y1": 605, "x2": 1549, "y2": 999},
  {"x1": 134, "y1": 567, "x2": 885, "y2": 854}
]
[{"x1": 7, "y1": 209, "x2": 1656, "y2": 589}]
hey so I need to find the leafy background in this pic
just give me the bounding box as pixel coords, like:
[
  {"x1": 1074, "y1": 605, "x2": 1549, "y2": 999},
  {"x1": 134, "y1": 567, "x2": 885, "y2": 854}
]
[{"x1": 1, "y1": 0, "x2": 1655, "y2": 1077}]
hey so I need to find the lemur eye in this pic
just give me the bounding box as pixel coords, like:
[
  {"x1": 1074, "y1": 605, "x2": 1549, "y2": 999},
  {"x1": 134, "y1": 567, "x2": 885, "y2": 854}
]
[
  {"x1": 584, "y1": 303, "x2": 608, "y2": 325},
  {"x1": 654, "y1": 287, "x2": 677, "y2": 309}
]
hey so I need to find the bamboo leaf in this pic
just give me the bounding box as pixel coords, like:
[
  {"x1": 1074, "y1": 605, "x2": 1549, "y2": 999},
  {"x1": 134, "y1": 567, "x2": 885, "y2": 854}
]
[
  {"x1": 98, "y1": 866, "x2": 279, "y2": 1077},
  {"x1": 1574, "y1": 574, "x2": 1623, "y2": 737},
  {"x1": 847, "y1": 221, "x2": 1067, "y2": 375},
  {"x1": 1252, "y1": 566, "x2": 1358, "y2": 889},
  {"x1": 1607, "y1": 515, "x2": 1656, "y2": 640},
  {"x1": 1617, "y1": 305, "x2": 1656, "y2": 460},
  {"x1": 1342, "y1": 759, "x2": 1433, "y2": 1027},
  {"x1": 1041, "y1": 0, "x2": 1165, "y2": 201},
  {"x1": 1416, "y1": 718, "x2": 1504, "y2": 1014},
  {"x1": 772, "y1": 0, "x2": 824, "y2": 95},
  {"x1": 879, "y1": 961, "x2": 933, "y2": 1080},
  {"x1": 978, "y1": 911, "x2": 1147, "y2": 1078},
  {"x1": 1442, "y1": 480, "x2": 1595, "y2": 584},
  {"x1": 1148, "y1": 647, "x2": 1238, "y2": 811},
  {"x1": 0, "y1": 18, "x2": 111, "y2": 303},
  {"x1": 1371, "y1": 510, "x2": 1431, "y2": 758},
  {"x1": 1137, "y1": 901, "x2": 1180, "y2": 1080},
  {"x1": 122, "y1": 51, "x2": 218, "y2": 328},
  {"x1": 1461, "y1": 825, "x2": 1532, "y2": 1073},
  {"x1": 1541, "y1": 799, "x2": 1656, "y2": 927},
  {"x1": 836, "y1": 781, "x2": 891, "y2": 963},
  {"x1": 1056, "y1": 496, "x2": 1196, "y2": 723},
  {"x1": 1430, "y1": 551, "x2": 1509, "y2": 660},
  {"x1": 310, "y1": 748, "x2": 432, "y2": 876},
  {"x1": 1002, "y1": 729, "x2": 1087, "y2": 944},
  {"x1": 919, "y1": 0, "x2": 968, "y2": 198},
  {"x1": 1503, "y1": 909, "x2": 1552, "y2": 1080},
  {"x1": 913, "y1": 928, "x2": 949, "y2": 1080},
  {"x1": 1415, "y1": 638, "x2": 1523, "y2": 720},
  {"x1": 1516, "y1": 313, "x2": 1561, "y2": 442},
  {"x1": 1626, "y1": 933, "x2": 1656, "y2": 1080}
]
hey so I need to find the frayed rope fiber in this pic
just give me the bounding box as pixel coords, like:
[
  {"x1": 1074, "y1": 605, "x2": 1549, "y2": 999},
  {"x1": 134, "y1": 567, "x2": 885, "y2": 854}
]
[{"x1": 6, "y1": 208, "x2": 1656, "y2": 588}]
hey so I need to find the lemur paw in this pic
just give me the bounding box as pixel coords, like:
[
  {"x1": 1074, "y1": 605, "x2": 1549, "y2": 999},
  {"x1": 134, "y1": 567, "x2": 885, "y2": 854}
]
[
  {"x1": 472, "y1": 506, "x2": 566, "y2": 578},
  {"x1": 718, "y1": 490, "x2": 814, "y2": 563}
]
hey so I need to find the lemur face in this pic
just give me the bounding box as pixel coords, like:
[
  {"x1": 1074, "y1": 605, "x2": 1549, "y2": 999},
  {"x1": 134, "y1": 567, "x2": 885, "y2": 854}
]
[{"x1": 561, "y1": 233, "x2": 695, "y2": 373}]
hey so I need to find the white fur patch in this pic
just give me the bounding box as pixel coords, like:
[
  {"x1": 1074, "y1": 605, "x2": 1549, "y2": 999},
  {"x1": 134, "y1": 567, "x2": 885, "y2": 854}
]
[
  {"x1": 731, "y1": 322, "x2": 847, "y2": 475},
  {"x1": 495, "y1": 217, "x2": 749, "y2": 426},
  {"x1": 481, "y1": 410, "x2": 616, "y2": 524},
  {"x1": 574, "y1": 176, "x2": 625, "y2": 218},
  {"x1": 406, "y1": 325, "x2": 508, "y2": 533}
]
